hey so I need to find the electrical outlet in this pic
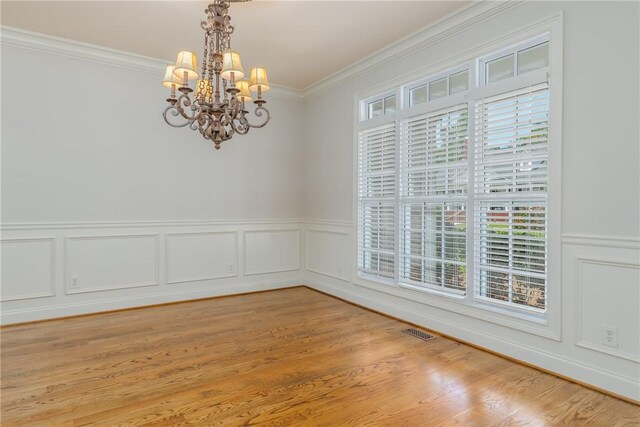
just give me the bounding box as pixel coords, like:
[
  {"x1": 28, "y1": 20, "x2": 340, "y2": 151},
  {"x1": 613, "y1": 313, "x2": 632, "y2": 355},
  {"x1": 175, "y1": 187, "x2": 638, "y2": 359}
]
[
  {"x1": 70, "y1": 276, "x2": 80, "y2": 289},
  {"x1": 601, "y1": 325, "x2": 618, "y2": 348},
  {"x1": 228, "y1": 264, "x2": 235, "y2": 273}
]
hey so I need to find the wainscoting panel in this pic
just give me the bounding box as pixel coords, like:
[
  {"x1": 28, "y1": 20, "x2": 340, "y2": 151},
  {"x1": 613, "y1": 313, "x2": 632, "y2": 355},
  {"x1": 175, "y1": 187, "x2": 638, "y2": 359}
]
[
  {"x1": 244, "y1": 229, "x2": 300, "y2": 275},
  {"x1": 575, "y1": 257, "x2": 640, "y2": 362},
  {"x1": 1, "y1": 220, "x2": 304, "y2": 324},
  {"x1": 306, "y1": 229, "x2": 350, "y2": 280},
  {"x1": 166, "y1": 231, "x2": 238, "y2": 284},
  {"x1": 65, "y1": 234, "x2": 159, "y2": 294},
  {"x1": 1, "y1": 238, "x2": 55, "y2": 301}
]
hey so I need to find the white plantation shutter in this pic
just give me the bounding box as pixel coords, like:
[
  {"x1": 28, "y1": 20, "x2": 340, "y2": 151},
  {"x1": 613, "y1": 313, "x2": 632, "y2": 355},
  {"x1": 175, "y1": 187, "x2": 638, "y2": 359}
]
[
  {"x1": 474, "y1": 83, "x2": 549, "y2": 195},
  {"x1": 474, "y1": 83, "x2": 549, "y2": 310},
  {"x1": 358, "y1": 124, "x2": 396, "y2": 280},
  {"x1": 399, "y1": 104, "x2": 468, "y2": 292}
]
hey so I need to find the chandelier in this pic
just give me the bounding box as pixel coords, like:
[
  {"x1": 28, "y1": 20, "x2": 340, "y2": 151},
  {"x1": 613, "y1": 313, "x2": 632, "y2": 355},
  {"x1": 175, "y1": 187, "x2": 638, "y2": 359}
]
[{"x1": 161, "y1": 0, "x2": 270, "y2": 150}]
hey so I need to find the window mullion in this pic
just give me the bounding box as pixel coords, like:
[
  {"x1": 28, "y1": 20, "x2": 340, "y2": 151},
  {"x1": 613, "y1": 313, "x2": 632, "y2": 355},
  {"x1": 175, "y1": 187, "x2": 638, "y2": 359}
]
[
  {"x1": 508, "y1": 204, "x2": 514, "y2": 304},
  {"x1": 393, "y1": 86, "x2": 402, "y2": 286},
  {"x1": 466, "y1": 61, "x2": 477, "y2": 304},
  {"x1": 440, "y1": 203, "x2": 445, "y2": 288}
]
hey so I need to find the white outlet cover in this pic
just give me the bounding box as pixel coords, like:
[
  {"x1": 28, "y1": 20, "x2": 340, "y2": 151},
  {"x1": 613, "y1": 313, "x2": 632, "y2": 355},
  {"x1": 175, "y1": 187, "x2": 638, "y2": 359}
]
[
  {"x1": 600, "y1": 325, "x2": 619, "y2": 348},
  {"x1": 70, "y1": 276, "x2": 80, "y2": 288}
]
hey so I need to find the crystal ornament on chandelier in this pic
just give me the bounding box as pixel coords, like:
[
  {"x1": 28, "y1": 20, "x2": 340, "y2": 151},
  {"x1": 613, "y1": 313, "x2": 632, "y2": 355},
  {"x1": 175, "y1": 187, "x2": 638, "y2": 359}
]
[{"x1": 162, "y1": 0, "x2": 270, "y2": 150}]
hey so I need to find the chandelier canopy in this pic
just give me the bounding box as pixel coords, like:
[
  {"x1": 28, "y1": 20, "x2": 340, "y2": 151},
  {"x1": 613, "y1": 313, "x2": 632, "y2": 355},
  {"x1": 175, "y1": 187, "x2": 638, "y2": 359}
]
[{"x1": 162, "y1": 0, "x2": 270, "y2": 150}]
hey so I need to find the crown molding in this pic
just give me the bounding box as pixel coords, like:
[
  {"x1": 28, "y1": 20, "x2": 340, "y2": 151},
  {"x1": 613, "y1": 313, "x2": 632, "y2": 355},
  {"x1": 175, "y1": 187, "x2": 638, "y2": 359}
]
[
  {"x1": 0, "y1": 26, "x2": 303, "y2": 102},
  {"x1": 0, "y1": 26, "x2": 166, "y2": 73},
  {"x1": 301, "y1": 0, "x2": 525, "y2": 100},
  {"x1": 1, "y1": 1, "x2": 523, "y2": 103}
]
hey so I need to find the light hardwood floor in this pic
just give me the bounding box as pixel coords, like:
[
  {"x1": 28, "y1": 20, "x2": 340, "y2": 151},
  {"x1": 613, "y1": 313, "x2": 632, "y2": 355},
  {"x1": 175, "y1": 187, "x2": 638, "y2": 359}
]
[{"x1": 1, "y1": 287, "x2": 638, "y2": 426}]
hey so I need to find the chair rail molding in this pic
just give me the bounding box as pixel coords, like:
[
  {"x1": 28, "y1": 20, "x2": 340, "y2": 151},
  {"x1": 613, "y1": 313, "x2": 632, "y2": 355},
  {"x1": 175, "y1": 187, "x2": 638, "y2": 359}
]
[
  {"x1": 562, "y1": 233, "x2": 640, "y2": 250},
  {"x1": 0, "y1": 218, "x2": 308, "y2": 231}
]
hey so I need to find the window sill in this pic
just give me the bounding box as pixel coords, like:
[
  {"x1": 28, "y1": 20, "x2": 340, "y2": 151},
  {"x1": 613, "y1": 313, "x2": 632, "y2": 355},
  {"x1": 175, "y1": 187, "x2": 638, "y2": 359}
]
[{"x1": 399, "y1": 282, "x2": 466, "y2": 300}]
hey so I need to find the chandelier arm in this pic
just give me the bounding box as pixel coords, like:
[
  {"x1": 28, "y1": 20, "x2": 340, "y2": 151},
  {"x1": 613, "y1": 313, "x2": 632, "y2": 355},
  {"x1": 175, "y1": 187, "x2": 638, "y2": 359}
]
[
  {"x1": 245, "y1": 105, "x2": 271, "y2": 129},
  {"x1": 196, "y1": 114, "x2": 212, "y2": 139},
  {"x1": 173, "y1": 93, "x2": 201, "y2": 122},
  {"x1": 229, "y1": 113, "x2": 250, "y2": 135},
  {"x1": 220, "y1": 94, "x2": 243, "y2": 131},
  {"x1": 189, "y1": 117, "x2": 201, "y2": 131},
  {"x1": 163, "y1": 105, "x2": 195, "y2": 128}
]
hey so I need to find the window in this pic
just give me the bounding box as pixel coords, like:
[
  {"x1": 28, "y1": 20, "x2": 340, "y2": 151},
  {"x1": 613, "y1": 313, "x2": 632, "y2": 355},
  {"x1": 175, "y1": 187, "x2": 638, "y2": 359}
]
[
  {"x1": 483, "y1": 41, "x2": 549, "y2": 84},
  {"x1": 408, "y1": 69, "x2": 469, "y2": 107},
  {"x1": 357, "y1": 36, "x2": 553, "y2": 318},
  {"x1": 365, "y1": 94, "x2": 397, "y2": 120}
]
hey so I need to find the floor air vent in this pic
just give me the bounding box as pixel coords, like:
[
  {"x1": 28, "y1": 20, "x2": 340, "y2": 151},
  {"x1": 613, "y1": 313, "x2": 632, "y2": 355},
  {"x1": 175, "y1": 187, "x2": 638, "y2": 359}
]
[{"x1": 403, "y1": 328, "x2": 436, "y2": 341}]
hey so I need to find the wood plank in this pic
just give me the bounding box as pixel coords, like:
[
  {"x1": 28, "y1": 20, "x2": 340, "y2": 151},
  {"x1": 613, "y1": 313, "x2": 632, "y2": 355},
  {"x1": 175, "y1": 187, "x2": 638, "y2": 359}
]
[{"x1": 1, "y1": 287, "x2": 638, "y2": 426}]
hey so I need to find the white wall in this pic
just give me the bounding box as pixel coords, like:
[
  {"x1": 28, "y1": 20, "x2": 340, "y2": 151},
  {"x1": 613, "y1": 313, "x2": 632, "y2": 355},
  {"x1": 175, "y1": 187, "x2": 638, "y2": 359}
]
[
  {"x1": 1, "y1": 46, "x2": 305, "y2": 223},
  {"x1": 303, "y1": 1, "x2": 640, "y2": 401},
  {"x1": 1, "y1": 35, "x2": 306, "y2": 323}
]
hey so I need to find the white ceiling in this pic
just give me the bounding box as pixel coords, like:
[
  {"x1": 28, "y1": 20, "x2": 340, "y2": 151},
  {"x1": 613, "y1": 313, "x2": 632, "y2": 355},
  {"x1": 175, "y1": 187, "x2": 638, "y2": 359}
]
[{"x1": 1, "y1": 1, "x2": 470, "y2": 90}]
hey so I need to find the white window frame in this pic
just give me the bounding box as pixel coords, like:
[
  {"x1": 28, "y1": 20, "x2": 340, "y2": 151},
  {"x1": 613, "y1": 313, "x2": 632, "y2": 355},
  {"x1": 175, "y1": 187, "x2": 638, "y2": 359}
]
[
  {"x1": 403, "y1": 65, "x2": 470, "y2": 108},
  {"x1": 352, "y1": 14, "x2": 563, "y2": 340},
  {"x1": 361, "y1": 89, "x2": 397, "y2": 122},
  {"x1": 478, "y1": 35, "x2": 550, "y2": 87}
]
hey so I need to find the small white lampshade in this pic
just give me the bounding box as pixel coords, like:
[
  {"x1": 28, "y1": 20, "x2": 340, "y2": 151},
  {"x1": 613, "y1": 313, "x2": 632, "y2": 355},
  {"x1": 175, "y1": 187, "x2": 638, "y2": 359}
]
[
  {"x1": 249, "y1": 67, "x2": 270, "y2": 92},
  {"x1": 221, "y1": 51, "x2": 245, "y2": 80},
  {"x1": 196, "y1": 78, "x2": 213, "y2": 103},
  {"x1": 235, "y1": 80, "x2": 253, "y2": 103},
  {"x1": 162, "y1": 65, "x2": 182, "y2": 88},
  {"x1": 173, "y1": 51, "x2": 199, "y2": 80}
]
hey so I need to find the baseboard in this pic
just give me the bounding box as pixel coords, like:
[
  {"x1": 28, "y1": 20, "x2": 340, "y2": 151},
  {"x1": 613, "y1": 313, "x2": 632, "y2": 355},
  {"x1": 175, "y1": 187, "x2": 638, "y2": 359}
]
[
  {"x1": 0, "y1": 280, "x2": 302, "y2": 325},
  {"x1": 303, "y1": 278, "x2": 640, "y2": 404}
]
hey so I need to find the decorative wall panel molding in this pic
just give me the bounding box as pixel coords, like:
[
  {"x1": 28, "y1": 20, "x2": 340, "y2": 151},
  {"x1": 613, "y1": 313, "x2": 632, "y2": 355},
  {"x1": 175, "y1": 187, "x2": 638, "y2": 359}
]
[
  {"x1": 1, "y1": 238, "x2": 56, "y2": 301},
  {"x1": 243, "y1": 229, "x2": 300, "y2": 275},
  {"x1": 165, "y1": 231, "x2": 238, "y2": 285},
  {"x1": 65, "y1": 234, "x2": 160, "y2": 294},
  {"x1": 575, "y1": 257, "x2": 640, "y2": 363},
  {"x1": 306, "y1": 229, "x2": 350, "y2": 281}
]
